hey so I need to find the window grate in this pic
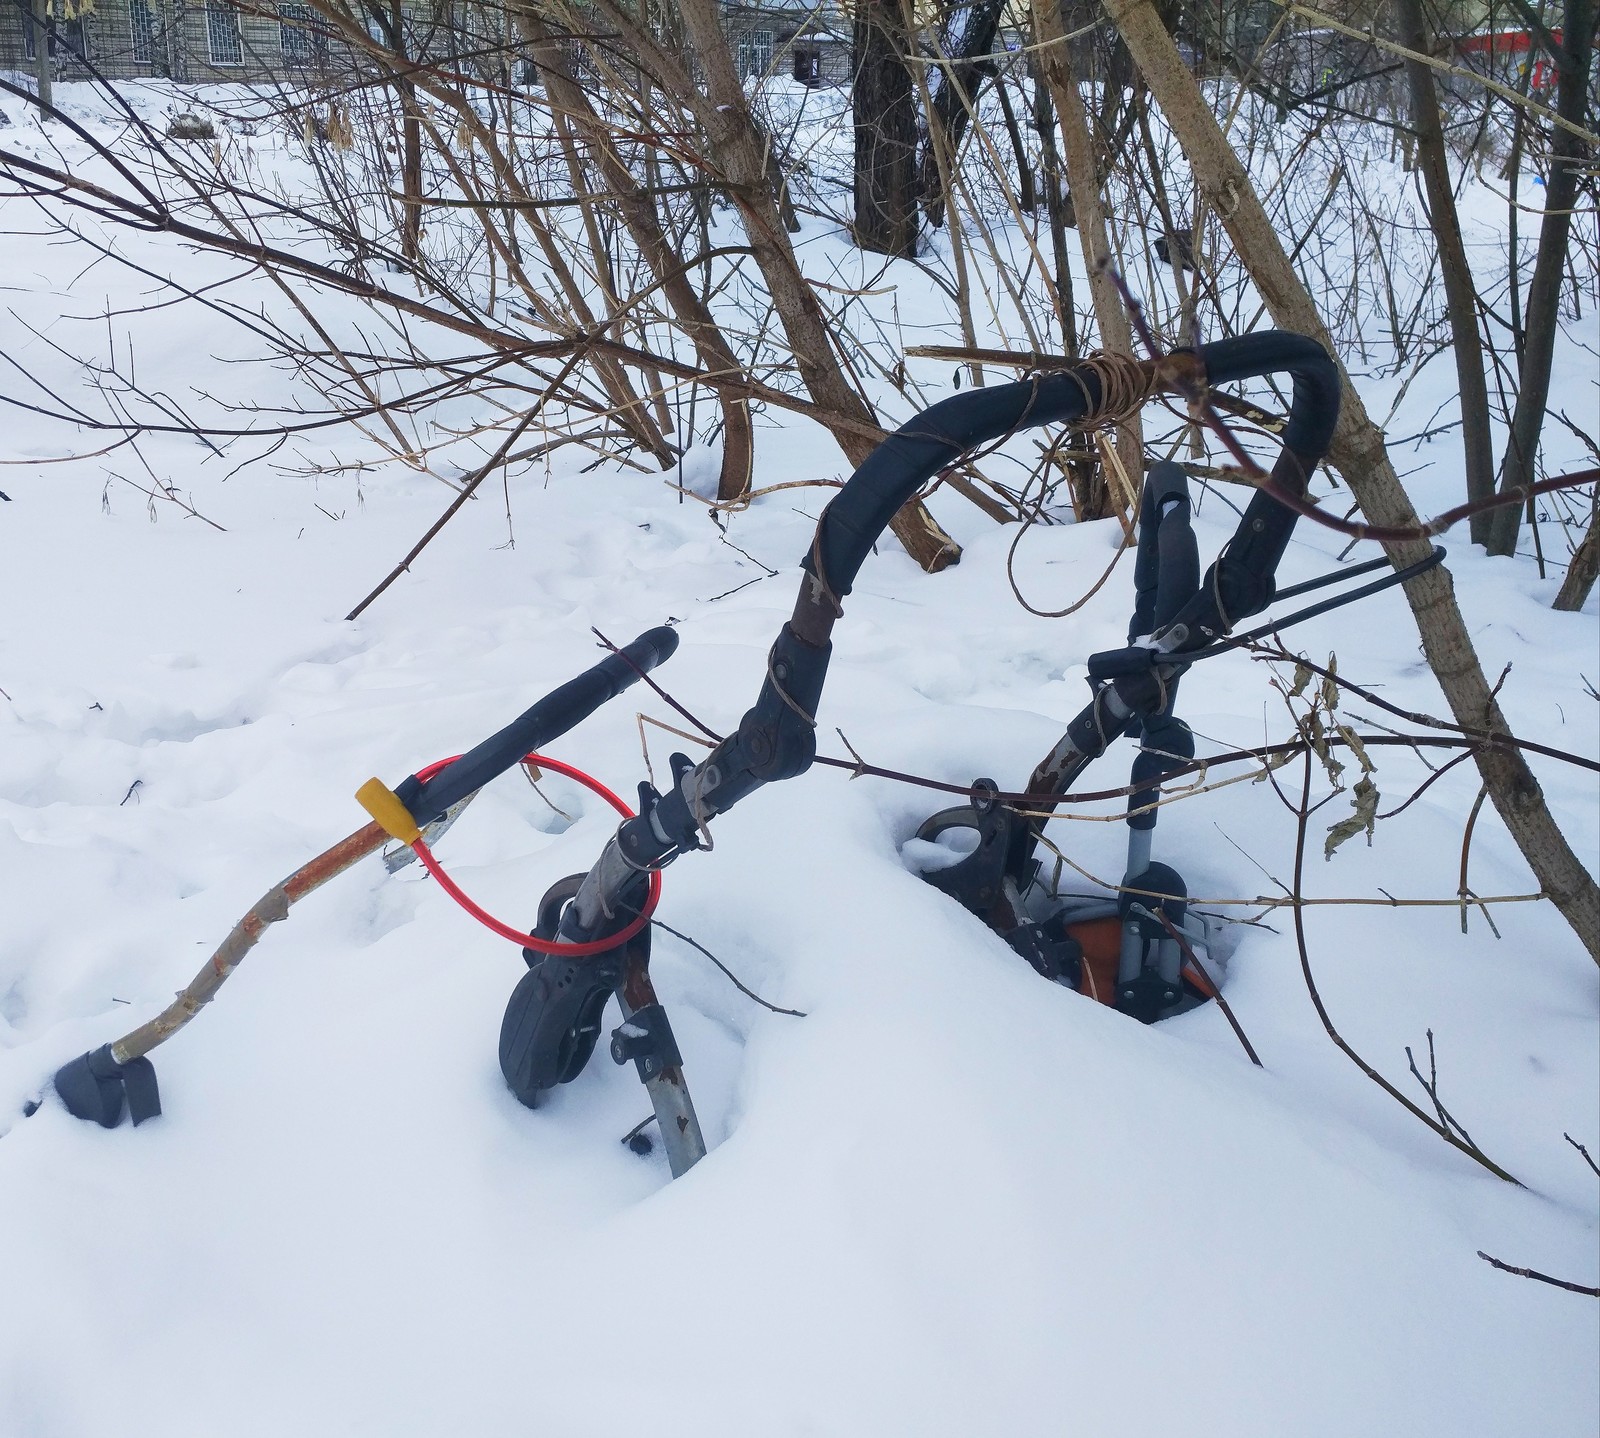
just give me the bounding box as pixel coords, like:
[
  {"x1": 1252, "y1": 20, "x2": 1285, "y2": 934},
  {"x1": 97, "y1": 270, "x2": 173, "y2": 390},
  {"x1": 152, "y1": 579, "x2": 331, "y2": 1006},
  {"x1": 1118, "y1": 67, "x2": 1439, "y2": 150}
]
[
  {"x1": 129, "y1": 0, "x2": 155, "y2": 63},
  {"x1": 206, "y1": 0, "x2": 243, "y2": 66}
]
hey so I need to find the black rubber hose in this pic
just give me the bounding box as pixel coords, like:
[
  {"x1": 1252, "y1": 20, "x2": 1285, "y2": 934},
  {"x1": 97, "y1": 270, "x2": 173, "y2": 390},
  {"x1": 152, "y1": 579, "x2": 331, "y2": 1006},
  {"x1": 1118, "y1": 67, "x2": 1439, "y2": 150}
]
[{"x1": 396, "y1": 626, "x2": 679, "y2": 826}]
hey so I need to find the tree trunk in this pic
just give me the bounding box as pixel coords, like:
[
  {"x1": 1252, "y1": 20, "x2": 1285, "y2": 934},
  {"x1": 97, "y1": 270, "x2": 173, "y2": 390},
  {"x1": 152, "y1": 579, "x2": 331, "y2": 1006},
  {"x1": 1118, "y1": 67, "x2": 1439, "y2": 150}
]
[
  {"x1": 853, "y1": 0, "x2": 920, "y2": 258},
  {"x1": 163, "y1": 0, "x2": 186, "y2": 81},
  {"x1": 1484, "y1": 0, "x2": 1595, "y2": 556},
  {"x1": 398, "y1": 82, "x2": 423, "y2": 263},
  {"x1": 368, "y1": 1, "x2": 423, "y2": 264},
  {"x1": 918, "y1": 0, "x2": 1009, "y2": 222},
  {"x1": 912, "y1": 58, "x2": 984, "y2": 385},
  {"x1": 1553, "y1": 511, "x2": 1600, "y2": 612},
  {"x1": 993, "y1": 68, "x2": 1037, "y2": 214},
  {"x1": 519, "y1": 15, "x2": 754, "y2": 501},
  {"x1": 1032, "y1": 0, "x2": 1143, "y2": 519},
  {"x1": 670, "y1": 0, "x2": 959, "y2": 568},
  {"x1": 1102, "y1": 0, "x2": 1600, "y2": 961},
  {"x1": 1030, "y1": 54, "x2": 1079, "y2": 354},
  {"x1": 1394, "y1": 0, "x2": 1496, "y2": 545},
  {"x1": 31, "y1": 0, "x2": 51, "y2": 112}
]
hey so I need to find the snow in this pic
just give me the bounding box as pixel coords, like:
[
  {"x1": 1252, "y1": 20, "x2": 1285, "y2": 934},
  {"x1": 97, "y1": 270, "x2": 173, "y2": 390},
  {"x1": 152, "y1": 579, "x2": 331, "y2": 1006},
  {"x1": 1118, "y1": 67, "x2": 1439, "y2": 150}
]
[{"x1": 1, "y1": 77, "x2": 1597, "y2": 1438}]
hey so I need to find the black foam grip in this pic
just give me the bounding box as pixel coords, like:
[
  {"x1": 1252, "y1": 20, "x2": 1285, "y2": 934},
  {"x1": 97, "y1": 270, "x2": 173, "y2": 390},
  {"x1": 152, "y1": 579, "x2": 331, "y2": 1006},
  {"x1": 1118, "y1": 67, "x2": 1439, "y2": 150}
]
[
  {"x1": 1131, "y1": 461, "x2": 1198, "y2": 639},
  {"x1": 400, "y1": 626, "x2": 678, "y2": 826},
  {"x1": 808, "y1": 370, "x2": 1103, "y2": 600},
  {"x1": 806, "y1": 332, "x2": 1338, "y2": 609},
  {"x1": 1194, "y1": 331, "x2": 1341, "y2": 463}
]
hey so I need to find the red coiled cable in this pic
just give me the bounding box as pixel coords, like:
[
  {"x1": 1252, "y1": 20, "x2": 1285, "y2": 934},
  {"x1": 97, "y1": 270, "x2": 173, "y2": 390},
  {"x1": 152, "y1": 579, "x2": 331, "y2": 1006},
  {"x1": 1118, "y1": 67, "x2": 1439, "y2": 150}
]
[{"x1": 408, "y1": 753, "x2": 661, "y2": 955}]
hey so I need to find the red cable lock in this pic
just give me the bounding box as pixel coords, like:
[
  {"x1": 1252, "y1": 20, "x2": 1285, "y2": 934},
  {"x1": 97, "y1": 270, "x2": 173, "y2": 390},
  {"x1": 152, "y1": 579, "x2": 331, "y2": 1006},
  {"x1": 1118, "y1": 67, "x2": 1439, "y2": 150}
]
[{"x1": 407, "y1": 753, "x2": 661, "y2": 955}]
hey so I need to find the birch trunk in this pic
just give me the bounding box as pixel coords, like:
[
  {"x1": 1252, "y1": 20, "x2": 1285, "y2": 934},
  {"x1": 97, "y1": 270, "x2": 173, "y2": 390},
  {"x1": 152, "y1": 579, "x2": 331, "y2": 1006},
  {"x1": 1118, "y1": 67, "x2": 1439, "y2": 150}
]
[{"x1": 1099, "y1": 0, "x2": 1599, "y2": 960}]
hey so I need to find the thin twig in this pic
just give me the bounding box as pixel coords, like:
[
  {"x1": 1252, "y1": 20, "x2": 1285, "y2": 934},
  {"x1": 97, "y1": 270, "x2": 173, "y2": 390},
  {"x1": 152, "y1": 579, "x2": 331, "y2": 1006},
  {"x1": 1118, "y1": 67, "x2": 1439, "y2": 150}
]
[
  {"x1": 648, "y1": 916, "x2": 806, "y2": 1018},
  {"x1": 1287, "y1": 750, "x2": 1522, "y2": 1186},
  {"x1": 1157, "y1": 910, "x2": 1263, "y2": 1067},
  {"x1": 1404, "y1": 1030, "x2": 1482, "y2": 1149},
  {"x1": 1475, "y1": 1252, "x2": 1600, "y2": 1298},
  {"x1": 593, "y1": 627, "x2": 723, "y2": 743},
  {"x1": 520, "y1": 760, "x2": 575, "y2": 823},
  {"x1": 1252, "y1": 641, "x2": 1599, "y2": 772},
  {"x1": 1565, "y1": 1133, "x2": 1600, "y2": 1179},
  {"x1": 1456, "y1": 786, "x2": 1498, "y2": 937},
  {"x1": 344, "y1": 393, "x2": 561, "y2": 622}
]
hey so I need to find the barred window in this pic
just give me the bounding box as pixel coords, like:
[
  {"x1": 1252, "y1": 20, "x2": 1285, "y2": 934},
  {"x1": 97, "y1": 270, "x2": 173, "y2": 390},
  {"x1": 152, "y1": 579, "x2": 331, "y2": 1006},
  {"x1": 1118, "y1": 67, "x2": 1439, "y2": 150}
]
[
  {"x1": 279, "y1": 2, "x2": 324, "y2": 65},
  {"x1": 206, "y1": 0, "x2": 242, "y2": 65},
  {"x1": 736, "y1": 29, "x2": 774, "y2": 79},
  {"x1": 129, "y1": 0, "x2": 155, "y2": 62}
]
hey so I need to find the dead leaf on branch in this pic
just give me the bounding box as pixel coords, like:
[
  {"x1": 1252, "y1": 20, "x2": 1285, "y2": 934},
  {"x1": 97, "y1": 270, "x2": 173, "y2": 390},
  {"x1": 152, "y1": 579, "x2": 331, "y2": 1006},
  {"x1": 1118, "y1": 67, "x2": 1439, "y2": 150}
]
[{"x1": 1326, "y1": 774, "x2": 1381, "y2": 859}]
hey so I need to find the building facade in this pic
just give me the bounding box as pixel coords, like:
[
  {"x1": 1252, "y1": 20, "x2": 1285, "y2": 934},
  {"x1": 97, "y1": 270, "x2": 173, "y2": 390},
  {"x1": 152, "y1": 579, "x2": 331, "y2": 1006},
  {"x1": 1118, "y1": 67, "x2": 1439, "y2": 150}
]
[
  {"x1": 0, "y1": 0, "x2": 336, "y2": 83},
  {"x1": 0, "y1": 0, "x2": 852, "y2": 91}
]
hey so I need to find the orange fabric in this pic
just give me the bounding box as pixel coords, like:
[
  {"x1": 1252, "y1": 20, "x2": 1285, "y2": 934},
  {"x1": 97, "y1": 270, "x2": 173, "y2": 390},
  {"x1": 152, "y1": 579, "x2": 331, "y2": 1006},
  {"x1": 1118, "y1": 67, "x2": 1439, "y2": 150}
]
[{"x1": 1068, "y1": 918, "x2": 1123, "y2": 1006}]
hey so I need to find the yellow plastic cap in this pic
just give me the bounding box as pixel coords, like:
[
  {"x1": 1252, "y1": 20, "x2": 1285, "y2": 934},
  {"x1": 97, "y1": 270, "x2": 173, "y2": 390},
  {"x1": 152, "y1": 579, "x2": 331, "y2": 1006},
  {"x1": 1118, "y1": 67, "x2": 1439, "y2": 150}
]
[{"x1": 355, "y1": 778, "x2": 422, "y2": 845}]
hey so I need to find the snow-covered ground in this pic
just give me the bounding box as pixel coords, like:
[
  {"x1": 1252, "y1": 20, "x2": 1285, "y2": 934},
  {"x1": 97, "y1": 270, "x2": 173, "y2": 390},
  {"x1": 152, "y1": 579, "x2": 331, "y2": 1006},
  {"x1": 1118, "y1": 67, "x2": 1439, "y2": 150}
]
[{"x1": 1, "y1": 79, "x2": 1596, "y2": 1438}]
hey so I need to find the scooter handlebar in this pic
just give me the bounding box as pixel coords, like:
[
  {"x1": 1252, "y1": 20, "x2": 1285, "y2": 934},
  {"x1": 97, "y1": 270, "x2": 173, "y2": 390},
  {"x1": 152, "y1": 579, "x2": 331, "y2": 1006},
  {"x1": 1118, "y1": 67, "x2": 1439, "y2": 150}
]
[{"x1": 580, "y1": 331, "x2": 1343, "y2": 875}]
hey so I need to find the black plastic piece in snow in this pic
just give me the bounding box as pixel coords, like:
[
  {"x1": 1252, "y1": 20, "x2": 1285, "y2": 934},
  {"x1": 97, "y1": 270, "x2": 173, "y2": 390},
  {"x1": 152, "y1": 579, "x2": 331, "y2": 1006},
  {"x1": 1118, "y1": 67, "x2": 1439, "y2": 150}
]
[
  {"x1": 396, "y1": 625, "x2": 679, "y2": 828},
  {"x1": 54, "y1": 1048, "x2": 123, "y2": 1127},
  {"x1": 917, "y1": 780, "x2": 1016, "y2": 921},
  {"x1": 621, "y1": 1113, "x2": 658, "y2": 1155},
  {"x1": 54, "y1": 1045, "x2": 162, "y2": 1128},
  {"x1": 1005, "y1": 918, "x2": 1084, "y2": 986},
  {"x1": 121, "y1": 1056, "x2": 161, "y2": 1124}
]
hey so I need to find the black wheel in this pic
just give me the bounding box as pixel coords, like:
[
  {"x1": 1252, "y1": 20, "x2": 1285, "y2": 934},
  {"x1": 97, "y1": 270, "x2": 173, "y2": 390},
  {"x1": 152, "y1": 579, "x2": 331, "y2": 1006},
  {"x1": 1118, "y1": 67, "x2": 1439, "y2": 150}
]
[{"x1": 497, "y1": 874, "x2": 630, "y2": 1108}]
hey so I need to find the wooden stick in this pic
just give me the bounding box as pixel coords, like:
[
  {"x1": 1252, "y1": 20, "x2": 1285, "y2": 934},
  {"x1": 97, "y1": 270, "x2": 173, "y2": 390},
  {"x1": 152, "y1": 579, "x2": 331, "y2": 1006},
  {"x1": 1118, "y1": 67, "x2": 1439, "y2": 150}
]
[{"x1": 111, "y1": 823, "x2": 386, "y2": 1063}]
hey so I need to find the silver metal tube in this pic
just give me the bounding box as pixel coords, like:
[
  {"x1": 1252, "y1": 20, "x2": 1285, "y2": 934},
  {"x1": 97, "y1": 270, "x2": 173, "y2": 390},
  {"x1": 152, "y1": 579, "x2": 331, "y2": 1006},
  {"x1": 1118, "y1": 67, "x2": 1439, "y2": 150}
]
[
  {"x1": 1123, "y1": 827, "x2": 1153, "y2": 879},
  {"x1": 1117, "y1": 924, "x2": 1145, "y2": 987}
]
